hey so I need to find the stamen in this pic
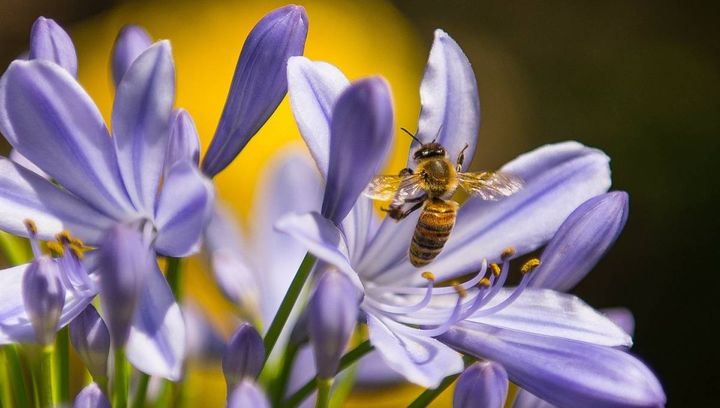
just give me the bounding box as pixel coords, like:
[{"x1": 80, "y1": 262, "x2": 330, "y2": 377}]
[
  {"x1": 46, "y1": 241, "x2": 64, "y2": 257},
  {"x1": 365, "y1": 276, "x2": 436, "y2": 315},
  {"x1": 56, "y1": 230, "x2": 72, "y2": 244},
  {"x1": 453, "y1": 282, "x2": 467, "y2": 298},
  {"x1": 501, "y1": 247, "x2": 516, "y2": 260},
  {"x1": 521, "y1": 258, "x2": 541, "y2": 274},
  {"x1": 421, "y1": 271, "x2": 436, "y2": 282},
  {"x1": 490, "y1": 263, "x2": 502, "y2": 277},
  {"x1": 478, "y1": 277, "x2": 491, "y2": 287},
  {"x1": 23, "y1": 219, "x2": 41, "y2": 257},
  {"x1": 472, "y1": 266, "x2": 533, "y2": 317},
  {"x1": 23, "y1": 219, "x2": 37, "y2": 236}
]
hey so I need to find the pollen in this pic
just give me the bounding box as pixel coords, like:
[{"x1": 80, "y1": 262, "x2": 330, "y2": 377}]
[
  {"x1": 46, "y1": 241, "x2": 64, "y2": 257},
  {"x1": 69, "y1": 243, "x2": 86, "y2": 259},
  {"x1": 23, "y1": 219, "x2": 38, "y2": 236},
  {"x1": 453, "y1": 282, "x2": 467, "y2": 298},
  {"x1": 56, "y1": 230, "x2": 72, "y2": 244},
  {"x1": 478, "y1": 277, "x2": 491, "y2": 287},
  {"x1": 521, "y1": 258, "x2": 541, "y2": 274},
  {"x1": 490, "y1": 263, "x2": 502, "y2": 277},
  {"x1": 501, "y1": 247, "x2": 516, "y2": 260},
  {"x1": 421, "y1": 271, "x2": 436, "y2": 282}
]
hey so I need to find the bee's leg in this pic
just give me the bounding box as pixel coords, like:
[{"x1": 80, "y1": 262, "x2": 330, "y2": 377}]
[
  {"x1": 399, "y1": 168, "x2": 414, "y2": 176},
  {"x1": 391, "y1": 199, "x2": 425, "y2": 221},
  {"x1": 456, "y1": 144, "x2": 469, "y2": 171}
]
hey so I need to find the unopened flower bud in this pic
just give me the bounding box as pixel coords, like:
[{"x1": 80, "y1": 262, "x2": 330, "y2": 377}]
[
  {"x1": 73, "y1": 382, "x2": 110, "y2": 408},
  {"x1": 29, "y1": 17, "x2": 77, "y2": 77},
  {"x1": 111, "y1": 24, "x2": 152, "y2": 86},
  {"x1": 453, "y1": 361, "x2": 508, "y2": 408},
  {"x1": 99, "y1": 224, "x2": 152, "y2": 348},
  {"x1": 227, "y1": 380, "x2": 269, "y2": 408},
  {"x1": 22, "y1": 257, "x2": 65, "y2": 345},
  {"x1": 70, "y1": 304, "x2": 110, "y2": 380},
  {"x1": 308, "y1": 269, "x2": 359, "y2": 379},
  {"x1": 222, "y1": 322, "x2": 264, "y2": 391}
]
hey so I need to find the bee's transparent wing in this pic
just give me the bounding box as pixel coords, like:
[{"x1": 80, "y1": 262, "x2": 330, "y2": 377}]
[
  {"x1": 364, "y1": 174, "x2": 424, "y2": 205},
  {"x1": 457, "y1": 171, "x2": 523, "y2": 200}
]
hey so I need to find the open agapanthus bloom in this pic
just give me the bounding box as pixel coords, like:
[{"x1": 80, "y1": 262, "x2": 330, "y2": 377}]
[{"x1": 276, "y1": 30, "x2": 665, "y2": 407}]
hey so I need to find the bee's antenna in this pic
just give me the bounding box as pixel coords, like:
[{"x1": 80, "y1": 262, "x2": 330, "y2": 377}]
[
  {"x1": 401, "y1": 127, "x2": 423, "y2": 145},
  {"x1": 431, "y1": 125, "x2": 443, "y2": 143}
]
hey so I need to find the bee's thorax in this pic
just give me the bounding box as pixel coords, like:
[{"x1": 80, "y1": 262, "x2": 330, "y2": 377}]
[{"x1": 416, "y1": 157, "x2": 458, "y2": 198}]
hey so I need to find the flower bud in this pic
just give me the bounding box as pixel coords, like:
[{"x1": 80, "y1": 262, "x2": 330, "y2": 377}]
[
  {"x1": 111, "y1": 24, "x2": 152, "y2": 86},
  {"x1": 73, "y1": 382, "x2": 110, "y2": 408},
  {"x1": 308, "y1": 269, "x2": 359, "y2": 379},
  {"x1": 29, "y1": 17, "x2": 78, "y2": 77},
  {"x1": 99, "y1": 224, "x2": 152, "y2": 347},
  {"x1": 453, "y1": 361, "x2": 508, "y2": 408},
  {"x1": 222, "y1": 322, "x2": 264, "y2": 391},
  {"x1": 22, "y1": 257, "x2": 65, "y2": 345},
  {"x1": 70, "y1": 304, "x2": 110, "y2": 380},
  {"x1": 227, "y1": 380, "x2": 269, "y2": 408}
]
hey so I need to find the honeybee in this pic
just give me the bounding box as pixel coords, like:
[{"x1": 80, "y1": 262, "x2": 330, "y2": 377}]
[{"x1": 364, "y1": 129, "x2": 523, "y2": 267}]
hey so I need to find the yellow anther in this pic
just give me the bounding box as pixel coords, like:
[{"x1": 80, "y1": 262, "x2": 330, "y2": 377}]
[
  {"x1": 521, "y1": 258, "x2": 541, "y2": 275},
  {"x1": 69, "y1": 243, "x2": 86, "y2": 259},
  {"x1": 56, "y1": 230, "x2": 72, "y2": 244},
  {"x1": 23, "y1": 219, "x2": 37, "y2": 236},
  {"x1": 478, "y1": 277, "x2": 492, "y2": 287},
  {"x1": 501, "y1": 247, "x2": 516, "y2": 260},
  {"x1": 421, "y1": 271, "x2": 436, "y2": 282},
  {"x1": 46, "y1": 241, "x2": 64, "y2": 257},
  {"x1": 453, "y1": 282, "x2": 467, "y2": 298},
  {"x1": 490, "y1": 263, "x2": 502, "y2": 277}
]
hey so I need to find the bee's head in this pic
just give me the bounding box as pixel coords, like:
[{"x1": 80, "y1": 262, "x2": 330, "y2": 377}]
[{"x1": 413, "y1": 142, "x2": 446, "y2": 161}]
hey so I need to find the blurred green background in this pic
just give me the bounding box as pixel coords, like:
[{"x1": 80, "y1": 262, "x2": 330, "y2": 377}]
[{"x1": 1, "y1": 0, "x2": 717, "y2": 406}]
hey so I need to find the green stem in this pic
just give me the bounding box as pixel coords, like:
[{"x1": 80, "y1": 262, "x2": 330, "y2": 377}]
[
  {"x1": 2, "y1": 346, "x2": 30, "y2": 408},
  {"x1": 285, "y1": 340, "x2": 374, "y2": 408},
  {"x1": 270, "y1": 342, "x2": 299, "y2": 407},
  {"x1": 0, "y1": 231, "x2": 29, "y2": 266},
  {"x1": 165, "y1": 257, "x2": 183, "y2": 300},
  {"x1": 31, "y1": 346, "x2": 55, "y2": 408},
  {"x1": 407, "y1": 373, "x2": 460, "y2": 408},
  {"x1": 315, "y1": 379, "x2": 332, "y2": 408},
  {"x1": 113, "y1": 348, "x2": 128, "y2": 408},
  {"x1": 55, "y1": 326, "x2": 70, "y2": 404},
  {"x1": 131, "y1": 373, "x2": 150, "y2": 408},
  {"x1": 263, "y1": 253, "x2": 315, "y2": 363}
]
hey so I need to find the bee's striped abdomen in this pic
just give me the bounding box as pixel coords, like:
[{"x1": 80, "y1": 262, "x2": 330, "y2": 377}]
[{"x1": 409, "y1": 199, "x2": 458, "y2": 267}]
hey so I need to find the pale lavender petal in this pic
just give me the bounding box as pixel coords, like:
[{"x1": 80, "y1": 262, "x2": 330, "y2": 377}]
[
  {"x1": 23, "y1": 257, "x2": 66, "y2": 345},
  {"x1": 355, "y1": 349, "x2": 406, "y2": 386},
  {"x1": 73, "y1": 383, "x2": 110, "y2": 408},
  {"x1": 341, "y1": 195, "x2": 380, "y2": 266},
  {"x1": 112, "y1": 41, "x2": 174, "y2": 213},
  {"x1": 453, "y1": 361, "x2": 508, "y2": 408},
  {"x1": 356, "y1": 210, "x2": 419, "y2": 280},
  {"x1": 183, "y1": 302, "x2": 225, "y2": 361},
  {"x1": 252, "y1": 147, "x2": 322, "y2": 323},
  {"x1": 0, "y1": 60, "x2": 134, "y2": 219},
  {"x1": 0, "y1": 157, "x2": 115, "y2": 244},
  {"x1": 29, "y1": 17, "x2": 78, "y2": 77},
  {"x1": 367, "y1": 314, "x2": 463, "y2": 388},
  {"x1": 531, "y1": 192, "x2": 629, "y2": 291},
  {"x1": 166, "y1": 109, "x2": 201, "y2": 169},
  {"x1": 154, "y1": 161, "x2": 214, "y2": 257},
  {"x1": 378, "y1": 142, "x2": 612, "y2": 285},
  {"x1": 202, "y1": 5, "x2": 308, "y2": 177},
  {"x1": 410, "y1": 29, "x2": 480, "y2": 170},
  {"x1": 111, "y1": 25, "x2": 152, "y2": 86},
  {"x1": 9, "y1": 149, "x2": 47, "y2": 178},
  {"x1": 470, "y1": 288, "x2": 632, "y2": 347},
  {"x1": 0, "y1": 263, "x2": 96, "y2": 345},
  {"x1": 308, "y1": 269, "x2": 360, "y2": 378},
  {"x1": 440, "y1": 322, "x2": 666, "y2": 408},
  {"x1": 222, "y1": 322, "x2": 264, "y2": 388},
  {"x1": 602, "y1": 307, "x2": 635, "y2": 337},
  {"x1": 287, "y1": 56, "x2": 349, "y2": 178},
  {"x1": 513, "y1": 389, "x2": 557, "y2": 408},
  {"x1": 322, "y1": 78, "x2": 394, "y2": 225},
  {"x1": 228, "y1": 380, "x2": 270, "y2": 408},
  {"x1": 126, "y1": 262, "x2": 185, "y2": 380},
  {"x1": 69, "y1": 304, "x2": 110, "y2": 379}
]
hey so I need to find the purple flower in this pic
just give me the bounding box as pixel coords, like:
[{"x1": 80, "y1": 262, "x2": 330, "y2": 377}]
[
  {"x1": 453, "y1": 361, "x2": 508, "y2": 408},
  {"x1": 22, "y1": 255, "x2": 66, "y2": 346},
  {"x1": 201, "y1": 5, "x2": 309, "y2": 177},
  {"x1": 73, "y1": 383, "x2": 110, "y2": 408},
  {"x1": 70, "y1": 305, "x2": 111, "y2": 381},
  {"x1": 222, "y1": 322, "x2": 265, "y2": 391},
  {"x1": 227, "y1": 380, "x2": 270, "y2": 408},
  {"x1": 276, "y1": 28, "x2": 664, "y2": 407},
  {"x1": 0, "y1": 18, "x2": 209, "y2": 380}
]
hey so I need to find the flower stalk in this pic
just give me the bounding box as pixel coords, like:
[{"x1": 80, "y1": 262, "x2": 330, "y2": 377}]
[
  {"x1": 54, "y1": 327, "x2": 70, "y2": 404},
  {"x1": 28, "y1": 345, "x2": 55, "y2": 408},
  {"x1": 112, "y1": 348, "x2": 128, "y2": 408},
  {"x1": 406, "y1": 373, "x2": 459, "y2": 408},
  {"x1": 165, "y1": 257, "x2": 183, "y2": 300}
]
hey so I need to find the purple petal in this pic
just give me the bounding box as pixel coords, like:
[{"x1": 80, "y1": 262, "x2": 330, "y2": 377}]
[
  {"x1": 202, "y1": 5, "x2": 309, "y2": 177},
  {"x1": 341, "y1": 195, "x2": 380, "y2": 266},
  {"x1": 166, "y1": 109, "x2": 201, "y2": 169},
  {"x1": 513, "y1": 389, "x2": 557, "y2": 408},
  {"x1": 440, "y1": 322, "x2": 666, "y2": 408},
  {"x1": 112, "y1": 41, "x2": 174, "y2": 213},
  {"x1": 228, "y1": 380, "x2": 270, "y2": 408},
  {"x1": 367, "y1": 314, "x2": 463, "y2": 388},
  {"x1": 73, "y1": 383, "x2": 110, "y2": 408},
  {"x1": 111, "y1": 25, "x2": 152, "y2": 86},
  {"x1": 274, "y1": 212, "x2": 359, "y2": 287},
  {"x1": 222, "y1": 322, "x2": 264, "y2": 387},
  {"x1": 531, "y1": 192, "x2": 629, "y2": 291},
  {"x1": 471, "y1": 288, "x2": 632, "y2": 347},
  {"x1": 355, "y1": 349, "x2": 406, "y2": 386},
  {"x1": 0, "y1": 262, "x2": 96, "y2": 345},
  {"x1": 183, "y1": 302, "x2": 225, "y2": 362},
  {"x1": 69, "y1": 304, "x2": 110, "y2": 379},
  {"x1": 308, "y1": 269, "x2": 360, "y2": 378},
  {"x1": 357, "y1": 210, "x2": 419, "y2": 280},
  {"x1": 453, "y1": 361, "x2": 508, "y2": 408},
  {"x1": 601, "y1": 307, "x2": 635, "y2": 337},
  {"x1": 322, "y1": 77, "x2": 394, "y2": 225},
  {"x1": 0, "y1": 157, "x2": 115, "y2": 244},
  {"x1": 9, "y1": 149, "x2": 48, "y2": 178},
  {"x1": 0, "y1": 60, "x2": 134, "y2": 219},
  {"x1": 409, "y1": 29, "x2": 480, "y2": 170},
  {"x1": 378, "y1": 141, "x2": 612, "y2": 285},
  {"x1": 287, "y1": 56, "x2": 350, "y2": 178},
  {"x1": 23, "y1": 257, "x2": 66, "y2": 345},
  {"x1": 29, "y1": 17, "x2": 78, "y2": 77},
  {"x1": 126, "y1": 262, "x2": 185, "y2": 380},
  {"x1": 154, "y1": 161, "x2": 214, "y2": 257}
]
